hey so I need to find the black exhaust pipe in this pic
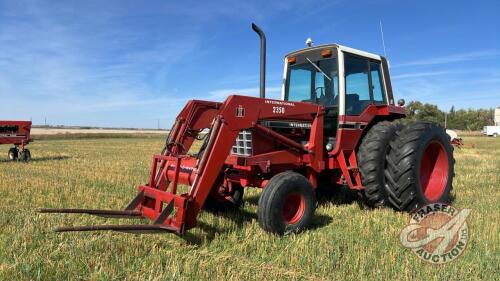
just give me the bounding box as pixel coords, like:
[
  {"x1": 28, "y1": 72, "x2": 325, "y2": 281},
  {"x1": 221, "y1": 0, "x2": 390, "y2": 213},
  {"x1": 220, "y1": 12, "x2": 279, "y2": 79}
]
[{"x1": 252, "y1": 23, "x2": 266, "y2": 99}]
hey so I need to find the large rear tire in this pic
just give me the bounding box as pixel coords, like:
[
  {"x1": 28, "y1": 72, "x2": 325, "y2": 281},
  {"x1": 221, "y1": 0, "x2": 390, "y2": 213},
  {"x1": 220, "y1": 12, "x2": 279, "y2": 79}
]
[
  {"x1": 385, "y1": 122, "x2": 454, "y2": 212},
  {"x1": 357, "y1": 121, "x2": 401, "y2": 207},
  {"x1": 258, "y1": 171, "x2": 316, "y2": 235}
]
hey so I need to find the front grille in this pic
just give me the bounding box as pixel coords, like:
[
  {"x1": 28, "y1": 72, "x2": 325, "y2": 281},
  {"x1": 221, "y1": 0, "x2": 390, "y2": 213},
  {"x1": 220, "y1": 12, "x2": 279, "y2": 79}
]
[{"x1": 231, "y1": 130, "x2": 252, "y2": 156}]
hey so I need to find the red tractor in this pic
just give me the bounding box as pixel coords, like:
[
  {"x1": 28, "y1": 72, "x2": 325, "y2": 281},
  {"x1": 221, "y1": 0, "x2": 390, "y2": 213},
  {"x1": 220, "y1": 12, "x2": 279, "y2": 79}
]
[
  {"x1": 42, "y1": 24, "x2": 454, "y2": 235},
  {"x1": 0, "y1": 121, "x2": 32, "y2": 162}
]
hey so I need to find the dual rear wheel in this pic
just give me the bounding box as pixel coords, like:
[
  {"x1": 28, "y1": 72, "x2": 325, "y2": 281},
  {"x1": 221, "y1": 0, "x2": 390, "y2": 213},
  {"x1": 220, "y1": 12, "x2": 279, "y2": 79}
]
[
  {"x1": 357, "y1": 121, "x2": 401, "y2": 207},
  {"x1": 358, "y1": 121, "x2": 454, "y2": 212},
  {"x1": 384, "y1": 122, "x2": 454, "y2": 211}
]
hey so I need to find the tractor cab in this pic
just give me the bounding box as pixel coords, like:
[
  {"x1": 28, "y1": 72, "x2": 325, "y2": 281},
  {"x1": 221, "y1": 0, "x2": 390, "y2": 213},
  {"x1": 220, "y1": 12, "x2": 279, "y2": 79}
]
[{"x1": 282, "y1": 44, "x2": 396, "y2": 146}]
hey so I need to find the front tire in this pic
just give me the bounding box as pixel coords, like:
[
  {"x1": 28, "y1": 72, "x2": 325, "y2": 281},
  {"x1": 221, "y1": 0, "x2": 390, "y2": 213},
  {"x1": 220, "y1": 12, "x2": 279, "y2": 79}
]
[
  {"x1": 258, "y1": 171, "x2": 316, "y2": 235},
  {"x1": 203, "y1": 178, "x2": 244, "y2": 212},
  {"x1": 385, "y1": 122, "x2": 454, "y2": 212},
  {"x1": 8, "y1": 147, "x2": 18, "y2": 161},
  {"x1": 19, "y1": 149, "x2": 31, "y2": 162}
]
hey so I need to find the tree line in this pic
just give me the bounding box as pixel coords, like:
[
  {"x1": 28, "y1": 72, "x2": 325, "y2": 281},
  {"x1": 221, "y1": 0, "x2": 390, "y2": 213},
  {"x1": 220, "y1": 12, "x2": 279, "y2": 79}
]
[{"x1": 404, "y1": 101, "x2": 496, "y2": 131}]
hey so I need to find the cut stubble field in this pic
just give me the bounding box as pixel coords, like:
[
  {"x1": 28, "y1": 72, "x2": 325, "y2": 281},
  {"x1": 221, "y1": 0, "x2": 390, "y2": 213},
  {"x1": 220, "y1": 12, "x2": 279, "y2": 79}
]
[{"x1": 0, "y1": 136, "x2": 498, "y2": 280}]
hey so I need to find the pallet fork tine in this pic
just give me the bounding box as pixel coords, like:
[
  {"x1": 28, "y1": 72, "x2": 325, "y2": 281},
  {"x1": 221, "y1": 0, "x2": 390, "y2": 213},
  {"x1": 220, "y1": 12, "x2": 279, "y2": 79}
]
[
  {"x1": 38, "y1": 208, "x2": 143, "y2": 218},
  {"x1": 40, "y1": 194, "x2": 179, "y2": 233},
  {"x1": 53, "y1": 224, "x2": 178, "y2": 234},
  {"x1": 38, "y1": 190, "x2": 146, "y2": 219}
]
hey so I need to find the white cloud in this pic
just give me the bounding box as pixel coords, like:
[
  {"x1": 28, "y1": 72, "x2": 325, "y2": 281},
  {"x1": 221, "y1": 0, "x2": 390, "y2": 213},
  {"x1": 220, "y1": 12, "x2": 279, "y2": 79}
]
[
  {"x1": 393, "y1": 50, "x2": 500, "y2": 68},
  {"x1": 0, "y1": 0, "x2": 321, "y2": 127},
  {"x1": 0, "y1": 1, "x2": 203, "y2": 126},
  {"x1": 1, "y1": 0, "x2": 497, "y2": 128},
  {"x1": 392, "y1": 70, "x2": 462, "y2": 79}
]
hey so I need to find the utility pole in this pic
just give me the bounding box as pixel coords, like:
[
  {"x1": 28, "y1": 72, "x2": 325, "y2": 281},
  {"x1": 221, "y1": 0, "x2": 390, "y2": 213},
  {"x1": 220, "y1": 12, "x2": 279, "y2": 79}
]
[
  {"x1": 157, "y1": 119, "x2": 160, "y2": 130},
  {"x1": 444, "y1": 112, "x2": 447, "y2": 129},
  {"x1": 44, "y1": 117, "x2": 47, "y2": 126}
]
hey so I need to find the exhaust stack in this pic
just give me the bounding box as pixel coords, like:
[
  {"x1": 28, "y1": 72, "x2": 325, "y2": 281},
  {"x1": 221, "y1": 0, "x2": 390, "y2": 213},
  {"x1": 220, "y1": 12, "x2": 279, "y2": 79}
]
[{"x1": 252, "y1": 23, "x2": 266, "y2": 99}]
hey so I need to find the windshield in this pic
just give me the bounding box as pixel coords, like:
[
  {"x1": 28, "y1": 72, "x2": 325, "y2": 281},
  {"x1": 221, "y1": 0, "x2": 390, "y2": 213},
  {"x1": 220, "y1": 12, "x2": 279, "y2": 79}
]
[{"x1": 285, "y1": 58, "x2": 339, "y2": 107}]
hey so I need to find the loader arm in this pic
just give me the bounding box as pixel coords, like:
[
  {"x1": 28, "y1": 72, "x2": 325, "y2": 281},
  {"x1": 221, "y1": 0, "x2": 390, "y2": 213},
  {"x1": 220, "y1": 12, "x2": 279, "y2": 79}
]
[{"x1": 41, "y1": 95, "x2": 322, "y2": 234}]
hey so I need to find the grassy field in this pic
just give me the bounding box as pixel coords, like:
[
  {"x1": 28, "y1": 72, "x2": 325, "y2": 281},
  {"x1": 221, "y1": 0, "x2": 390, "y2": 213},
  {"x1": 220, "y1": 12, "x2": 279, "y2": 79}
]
[{"x1": 0, "y1": 136, "x2": 498, "y2": 280}]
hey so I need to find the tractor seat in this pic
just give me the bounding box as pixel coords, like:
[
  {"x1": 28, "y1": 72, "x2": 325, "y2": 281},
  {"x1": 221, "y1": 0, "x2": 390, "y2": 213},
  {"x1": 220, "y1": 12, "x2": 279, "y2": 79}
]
[
  {"x1": 345, "y1": 93, "x2": 360, "y2": 114},
  {"x1": 318, "y1": 93, "x2": 335, "y2": 106}
]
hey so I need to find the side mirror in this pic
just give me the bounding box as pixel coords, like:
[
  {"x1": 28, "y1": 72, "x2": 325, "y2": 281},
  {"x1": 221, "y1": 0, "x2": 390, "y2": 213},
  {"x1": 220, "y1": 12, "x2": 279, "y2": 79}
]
[{"x1": 398, "y1": 99, "x2": 405, "y2": 106}]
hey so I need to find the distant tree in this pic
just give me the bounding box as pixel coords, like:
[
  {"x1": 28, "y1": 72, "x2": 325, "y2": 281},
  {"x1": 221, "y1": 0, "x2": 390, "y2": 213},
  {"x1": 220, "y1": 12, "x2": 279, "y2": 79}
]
[
  {"x1": 405, "y1": 101, "x2": 444, "y2": 126},
  {"x1": 403, "y1": 101, "x2": 493, "y2": 130},
  {"x1": 449, "y1": 105, "x2": 455, "y2": 116}
]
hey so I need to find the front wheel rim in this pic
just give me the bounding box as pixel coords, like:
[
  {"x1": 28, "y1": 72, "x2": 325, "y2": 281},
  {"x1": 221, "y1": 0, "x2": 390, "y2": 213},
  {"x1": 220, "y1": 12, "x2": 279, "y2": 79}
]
[
  {"x1": 282, "y1": 192, "x2": 305, "y2": 224},
  {"x1": 419, "y1": 140, "x2": 449, "y2": 201}
]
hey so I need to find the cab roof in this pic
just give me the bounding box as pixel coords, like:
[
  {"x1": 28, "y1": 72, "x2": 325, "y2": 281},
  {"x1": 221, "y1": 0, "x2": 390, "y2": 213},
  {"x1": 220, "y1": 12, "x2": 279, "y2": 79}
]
[{"x1": 284, "y1": 43, "x2": 382, "y2": 61}]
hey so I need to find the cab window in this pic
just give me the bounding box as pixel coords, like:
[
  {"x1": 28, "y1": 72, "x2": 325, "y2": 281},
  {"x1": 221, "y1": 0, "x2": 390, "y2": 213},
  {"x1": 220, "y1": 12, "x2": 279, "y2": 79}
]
[
  {"x1": 286, "y1": 58, "x2": 339, "y2": 107},
  {"x1": 287, "y1": 68, "x2": 312, "y2": 102},
  {"x1": 370, "y1": 61, "x2": 386, "y2": 104},
  {"x1": 344, "y1": 54, "x2": 386, "y2": 115}
]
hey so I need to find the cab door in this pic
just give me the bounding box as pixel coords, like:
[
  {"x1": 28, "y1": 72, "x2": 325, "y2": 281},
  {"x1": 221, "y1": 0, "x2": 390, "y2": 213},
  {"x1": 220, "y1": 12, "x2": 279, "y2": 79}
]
[{"x1": 343, "y1": 53, "x2": 387, "y2": 116}]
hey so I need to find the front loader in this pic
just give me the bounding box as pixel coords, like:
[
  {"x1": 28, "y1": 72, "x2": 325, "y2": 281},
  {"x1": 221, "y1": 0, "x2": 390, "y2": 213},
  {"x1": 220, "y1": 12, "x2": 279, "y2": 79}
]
[{"x1": 41, "y1": 24, "x2": 455, "y2": 235}]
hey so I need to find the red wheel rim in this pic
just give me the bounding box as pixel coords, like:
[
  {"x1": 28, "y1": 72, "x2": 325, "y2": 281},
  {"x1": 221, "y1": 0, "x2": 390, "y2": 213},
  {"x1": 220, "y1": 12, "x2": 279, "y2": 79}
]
[
  {"x1": 282, "y1": 192, "x2": 305, "y2": 224},
  {"x1": 419, "y1": 140, "x2": 449, "y2": 201}
]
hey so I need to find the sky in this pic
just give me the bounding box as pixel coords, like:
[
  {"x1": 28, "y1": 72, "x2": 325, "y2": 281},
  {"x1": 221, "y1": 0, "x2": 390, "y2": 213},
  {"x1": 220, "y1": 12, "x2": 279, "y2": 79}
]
[{"x1": 0, "y1": 0, "x2": 499, "y2": 128}]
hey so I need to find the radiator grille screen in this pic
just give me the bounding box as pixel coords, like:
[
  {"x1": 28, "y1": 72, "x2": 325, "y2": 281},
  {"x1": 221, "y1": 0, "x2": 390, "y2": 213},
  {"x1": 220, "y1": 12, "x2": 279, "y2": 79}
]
[{"x1": 231, "y1": 130, "x2": 252, "y2": 156}]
